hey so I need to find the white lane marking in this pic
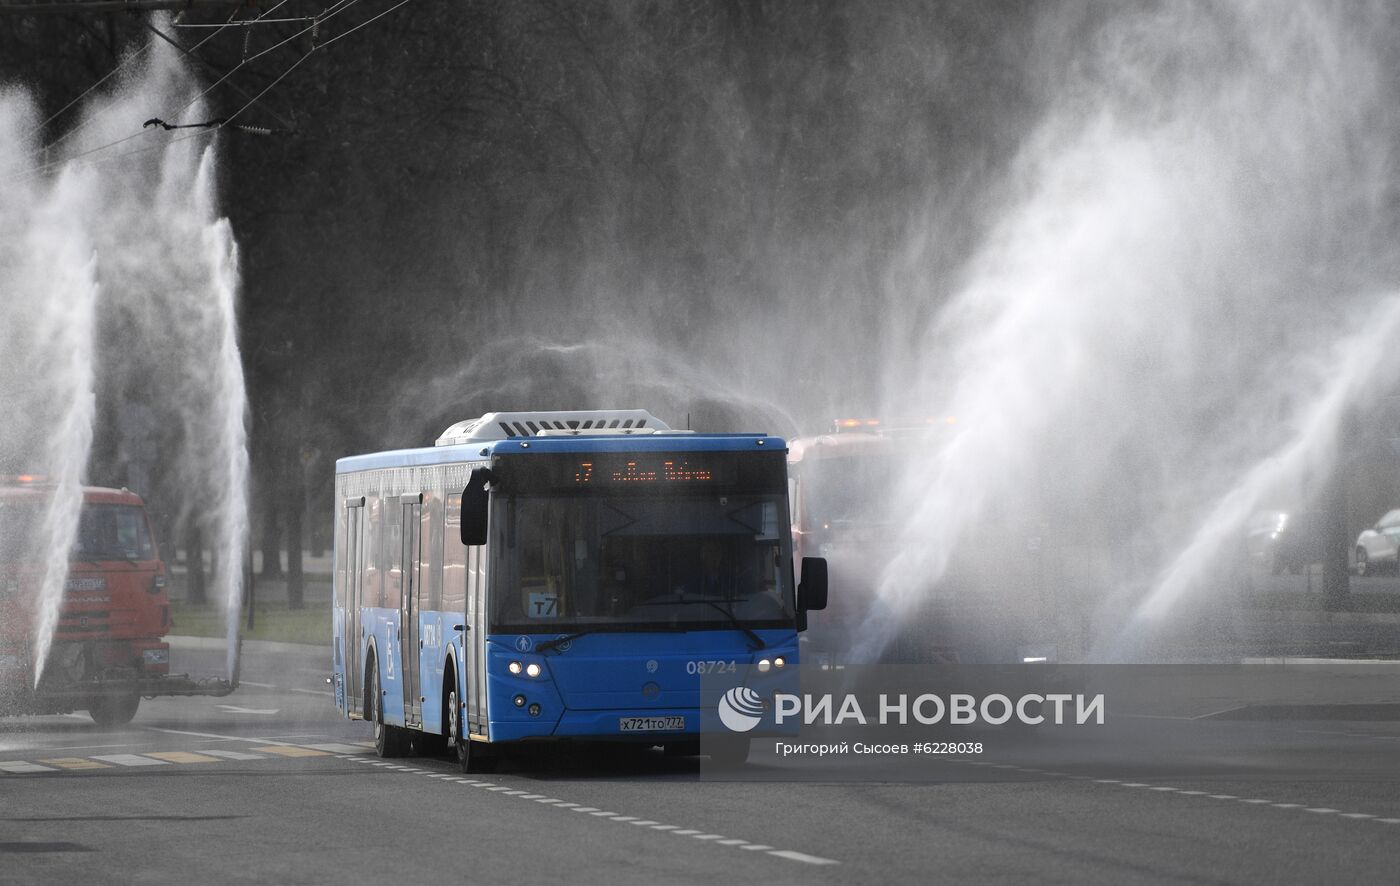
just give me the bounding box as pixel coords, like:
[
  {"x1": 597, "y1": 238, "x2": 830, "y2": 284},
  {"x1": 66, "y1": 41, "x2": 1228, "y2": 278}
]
[
  {"x1": 140, "y1": 726, "x2": 291, "y2": 746},
  {"x1": 91, "y1": 754, "x2": 170, "y2": 767},
  {"x1": 239, "y1": 681, "x2": 277, "y2": 688},
  {"x1": 354, "y1": 759, "x2": 839, "y2": 865},
  {"x1": 767, "y1": 850, "x2": 840, "y2": 866},
  {"x1": 1176, "y1": 791, "x2": 1208, "y2": 796},
  {"x1": 1149, "y1": 787, "x2": 1181, "y2": 792},
  {"x1": 201, "y1": 749, "x2": 268, "y2": 761},
  {"x1": 1119, "y1": 783, "x2": 1149, "y2": 788},
  {"x1": 1340, "y1": 813, "x2": 1375, "y2": 819},
  {"x1": 1239, "y1": 799, "x2": 1273, "y2": 805},
  {"x1": 1094, "y1": 779, "x2": 1121, "y2": 784},
  {"x1": 1271, "y1": 804, "x2": 1304, "y2": 809},
  {"x1": 303, "y1": 743, "x2": 374, "y2": 754},
  {"x1": 215, "y1": 705, "x2": 280, "y2": 715},
  {"x1": 1207, "y1": 795, "x2": 1238, "y2": 800},
  {"x1": 1377, "y1": 818, "x2": 1400, "y2": 824},
  {"x1": 1304, "y1": 808, "x2": 1339, "y2": 814},
  {"x1": 0, "y1": 761, "x2": 56, "y2": 773},
  {"x1": 289, "y1": 688, "x2": 335, "y2": 698}
]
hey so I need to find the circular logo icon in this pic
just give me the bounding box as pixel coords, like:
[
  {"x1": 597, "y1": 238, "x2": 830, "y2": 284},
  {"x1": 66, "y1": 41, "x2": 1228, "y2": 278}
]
[
  {"x1": 515, "y1": 635, "x2": 532, "y2": 652},
  {"x1": 717, "y1": 686, "x2": 765, "y2": 733},
  {"x1": 646, "y1": 659, "x2": 659, "y2": 674},
  {"x1": 555, "y1": 635, "x2": 573, "y2": 653}
]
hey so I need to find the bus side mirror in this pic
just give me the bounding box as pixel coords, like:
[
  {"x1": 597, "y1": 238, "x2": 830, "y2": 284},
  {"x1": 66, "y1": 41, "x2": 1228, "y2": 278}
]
[
  {"x1": 460, "y1": 468, "x2": 492, "y2": 546},
  {"x1": 798, "y1": 557, "x2": 828, "y2": 611}
]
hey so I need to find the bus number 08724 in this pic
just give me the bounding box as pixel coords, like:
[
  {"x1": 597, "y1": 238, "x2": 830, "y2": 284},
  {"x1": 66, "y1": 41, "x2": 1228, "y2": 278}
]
[{"x1": 686, "y1": 660, "x2": 737, "y2": 675}]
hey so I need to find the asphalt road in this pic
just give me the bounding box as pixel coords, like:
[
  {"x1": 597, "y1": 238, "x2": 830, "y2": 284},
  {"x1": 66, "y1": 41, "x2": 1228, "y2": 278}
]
[{"x1": 2, "y1": 641, "x2": 1399, "y2": 885}]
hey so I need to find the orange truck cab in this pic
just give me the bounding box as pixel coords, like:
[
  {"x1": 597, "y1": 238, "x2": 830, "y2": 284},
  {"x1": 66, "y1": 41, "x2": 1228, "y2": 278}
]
[{"x1": 0, "y1": 483, "x2": 173, "y2": 725}]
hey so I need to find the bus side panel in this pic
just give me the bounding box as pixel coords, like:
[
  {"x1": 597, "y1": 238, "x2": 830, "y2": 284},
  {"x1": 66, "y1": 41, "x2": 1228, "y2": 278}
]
[
  {"x1": 363, "y1": 605, "x2": 404, "y2": 726},
  {"x1": 418, "y1": 610, "x2": 447, "y2": 734}
]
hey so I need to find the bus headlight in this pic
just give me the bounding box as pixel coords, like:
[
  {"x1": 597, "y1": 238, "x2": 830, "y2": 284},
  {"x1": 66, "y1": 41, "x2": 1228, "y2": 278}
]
[
  {"x1": 774, "y1": 657, "x2": 785, "y2": 669},
  {"x1": 525, "y1": 663, "x2": 541, "y2": 678},
  {"x1": 757, "y1": 659, "x2": 771, "y2": 673},
  {"x1": 508, "y1": 661, "x2": 522, "y2": 675},
  {"x1": 513, "y1": 694, "x2": 526, "y2": 708}
]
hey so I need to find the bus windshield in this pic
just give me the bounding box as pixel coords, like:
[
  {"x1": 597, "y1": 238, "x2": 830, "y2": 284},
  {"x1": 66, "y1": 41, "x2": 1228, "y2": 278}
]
[{"x1": 490, "y1": 492, "x2": 795, "y2": 632}]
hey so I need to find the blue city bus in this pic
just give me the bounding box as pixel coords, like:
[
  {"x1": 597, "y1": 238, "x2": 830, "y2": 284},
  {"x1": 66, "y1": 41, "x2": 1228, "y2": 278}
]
[{"x1": 331, "y1": 410, "x2": 827, "y2": 771}]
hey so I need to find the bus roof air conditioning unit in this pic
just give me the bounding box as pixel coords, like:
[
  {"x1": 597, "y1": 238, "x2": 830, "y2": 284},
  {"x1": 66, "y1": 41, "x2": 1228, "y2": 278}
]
[{"x1": 435, "y1": 409, "x2": 672, "y2": 446}]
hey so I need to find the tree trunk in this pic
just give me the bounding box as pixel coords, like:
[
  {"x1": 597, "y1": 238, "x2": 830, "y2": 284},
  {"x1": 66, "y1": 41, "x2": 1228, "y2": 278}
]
[
  {"x1": 186, "y1": 521, "x2": 206, "y2": 606},
  {"x1": 287, "y1": 452, "x2": 305, "y2": 610}
]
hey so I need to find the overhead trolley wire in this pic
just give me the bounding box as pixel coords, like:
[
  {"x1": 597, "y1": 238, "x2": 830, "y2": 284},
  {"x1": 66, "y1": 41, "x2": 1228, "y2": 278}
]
[{"x1": 8, "y1": 0, "x2": 415, "y2": 185}]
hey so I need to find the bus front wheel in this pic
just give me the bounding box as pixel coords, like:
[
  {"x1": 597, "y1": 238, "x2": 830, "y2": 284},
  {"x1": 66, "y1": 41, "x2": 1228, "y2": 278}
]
[{"x1": 447, "y1": 686, "x2": 496, "y2": 773}]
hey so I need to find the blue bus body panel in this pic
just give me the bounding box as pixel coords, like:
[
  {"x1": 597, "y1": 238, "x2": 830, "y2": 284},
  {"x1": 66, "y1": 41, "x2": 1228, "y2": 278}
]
[
  {"x1": 360, "y1": 606, "x2": 403, "y2": 724},
  {"x1": 483, "y1": 629, "x2": 798, "y2": 742}
]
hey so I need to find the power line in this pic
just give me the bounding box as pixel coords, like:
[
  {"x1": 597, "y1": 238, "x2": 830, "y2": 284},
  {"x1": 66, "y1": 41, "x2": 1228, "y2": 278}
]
[
  {"x1": 8, "y1": 0, "x2": 416, "y2": 184},
  {"x1": 0, "y1": 1, "x2": 268, "y2": 13},
  {"x1": 34, "y1": 3, "x2": 249, "y2": 155}
]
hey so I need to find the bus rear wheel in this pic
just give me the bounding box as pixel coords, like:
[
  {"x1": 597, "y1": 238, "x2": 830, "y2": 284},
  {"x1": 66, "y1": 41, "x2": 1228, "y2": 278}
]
[
  {"x1": 88, "y1": 691, "x2": 140, "y2": 727},
  {"x1": 369, "y1": 661, "x2": 410, "y2": 758}
]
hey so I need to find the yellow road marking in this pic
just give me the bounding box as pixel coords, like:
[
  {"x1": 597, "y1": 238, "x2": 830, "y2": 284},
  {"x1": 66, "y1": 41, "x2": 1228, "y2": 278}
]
[
  {"x1": 144, "y1": 751, "x2": 221, "y2": 764},
  {"x1": 255, "y1": 746, "x2": 330, "y2": 758},
  {"x1": 37, "y1": 758, "x2": 111, "y2": 770}
]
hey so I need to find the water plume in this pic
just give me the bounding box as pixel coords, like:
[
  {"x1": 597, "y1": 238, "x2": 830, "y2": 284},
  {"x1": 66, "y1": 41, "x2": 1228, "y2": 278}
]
[
  {"x1": 1, "y1": 25, "x2": 248, "y2": 685},
  {"x1": 852, "y1": 3, "x2": 1400, "y2": 661}
]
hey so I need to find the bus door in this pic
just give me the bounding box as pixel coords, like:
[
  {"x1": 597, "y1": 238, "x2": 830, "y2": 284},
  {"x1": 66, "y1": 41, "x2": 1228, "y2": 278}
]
[
  {"x1": 343, "y1": 497, "x2": 365, "y2": 712},
  {"x1": 400, "y1": 493, "x2": 423, "y2": 727},
  {"x1": 467, "y1": 542, "x2": 486, "y2": 733}
]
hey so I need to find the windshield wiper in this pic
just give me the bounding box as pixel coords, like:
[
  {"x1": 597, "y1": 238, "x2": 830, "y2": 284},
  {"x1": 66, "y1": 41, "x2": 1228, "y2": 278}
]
[
  {"x1": 633, "y1": 597, "x2": 766, "y2": 651},
  {"x1": 536, "y1": 630, "x2": 597, "y2": 654}
]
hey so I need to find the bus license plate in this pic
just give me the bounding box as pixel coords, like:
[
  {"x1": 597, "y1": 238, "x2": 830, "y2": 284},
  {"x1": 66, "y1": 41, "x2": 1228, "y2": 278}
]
[{"x1": 619, "y1": 716, "x2": 685, "y2": 732}]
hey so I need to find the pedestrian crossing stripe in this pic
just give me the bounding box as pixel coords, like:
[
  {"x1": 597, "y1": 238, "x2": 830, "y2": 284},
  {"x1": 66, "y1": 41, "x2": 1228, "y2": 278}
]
[
  {"x1": 37, "y1": 758, "x2": 111, "y2": 770},
  {"x1": 3, "y1": 741, "x2": 337, "y2": 773},
  {"x1": 0, "y1": 761, "x2": 55, "y2": 773},
  {"x1": 254, "y1": 745, "x2": 331, "y2": 758},
  {"x1": 91, "y1": 754, "x2": 170, "y2": 766},
  {"x1": 200, "y1": 749, "x2": 268, "y2": 761},
  {"x1": 145, "y1": 751, "x2": 220, "y2": 764}
]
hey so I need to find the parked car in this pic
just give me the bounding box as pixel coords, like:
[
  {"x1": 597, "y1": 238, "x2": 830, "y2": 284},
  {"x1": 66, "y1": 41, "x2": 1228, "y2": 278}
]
[
  {"x1": 1246, "y1": 510, "x2": 1324, "y2": 575},
  {"x1": 1354, "y1": 509, "x2": 1400, "y2": 576}
]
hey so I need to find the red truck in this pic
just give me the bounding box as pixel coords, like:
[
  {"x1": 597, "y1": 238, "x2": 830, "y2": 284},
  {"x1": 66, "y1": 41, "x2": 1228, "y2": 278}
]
[
  {"x1": 0, "y1": 481, "x2": 234, "y2": 725},
  {"x1": 788, "y1": 418, "x2": 1063, "y2": 663}
]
